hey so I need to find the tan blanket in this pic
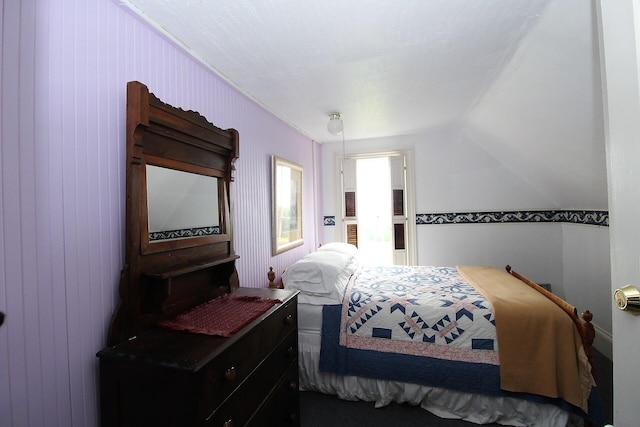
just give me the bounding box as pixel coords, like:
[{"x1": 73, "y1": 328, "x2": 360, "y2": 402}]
[{"x1": 457, "y1": 265, "x2": 592, "y2": 413}]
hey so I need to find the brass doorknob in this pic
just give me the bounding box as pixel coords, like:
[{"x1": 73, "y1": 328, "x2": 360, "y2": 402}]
[{"x1": 614, "y1": 285, "x2": 640, "y2": 311}]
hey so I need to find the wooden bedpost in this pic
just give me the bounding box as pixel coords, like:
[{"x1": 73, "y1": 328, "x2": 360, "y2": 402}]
[
  {"x1": 580, "y1": 313, "x2": 596, "y2": 427},
  {"x1": 267, "y1": 267, "x2": 283, "y2": 289},
  {"x1": 581, "y1": 310, "x2": 596, "y2": 376},
  {"x1": 268, "y1": 267, "x2": 276, "y2": 288}
]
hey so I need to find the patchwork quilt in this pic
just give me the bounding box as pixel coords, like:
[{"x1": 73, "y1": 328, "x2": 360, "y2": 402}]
[
  {"x1": 339, "y1": 265, "x2": 499, "y2": 365},
  {"x1": 320, "y1": 265, "x2": 503, "y2": 396},
  {"x1": 319, "y1": 264, "x2": 604, "y2": 424}
]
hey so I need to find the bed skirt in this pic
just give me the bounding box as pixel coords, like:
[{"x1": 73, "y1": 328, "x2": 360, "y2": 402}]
[{"x1": 298, "y1": 330, "x2": 582, "y2": 427}]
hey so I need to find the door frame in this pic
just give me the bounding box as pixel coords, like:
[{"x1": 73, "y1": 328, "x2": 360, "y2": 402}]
[
  {"x1": 335, "y1": 149, "x2": 417, "y2": 265},
  {"x1": 597, "y1": 0, "x2": 640, "y2": 424}
]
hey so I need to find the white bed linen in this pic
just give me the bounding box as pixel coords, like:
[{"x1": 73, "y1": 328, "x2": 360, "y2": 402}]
[{"x1": 297, "y1": 303, "x2": 581, "y2": 427}]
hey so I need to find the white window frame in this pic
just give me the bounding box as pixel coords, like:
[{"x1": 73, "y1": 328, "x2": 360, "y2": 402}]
[{"x1": 335, "y1": 149, "x2": 417, "y2": 265}]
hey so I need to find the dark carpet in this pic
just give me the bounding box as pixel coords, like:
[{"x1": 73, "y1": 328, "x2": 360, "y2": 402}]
[{"x1": 300, "y1": 349, "x2": 613, "y2": 426}]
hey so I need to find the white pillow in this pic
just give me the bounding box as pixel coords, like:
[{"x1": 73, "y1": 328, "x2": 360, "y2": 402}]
[
  {"x1": 297, "y1": 293, "x2": 344, "y2": 305},
  {"x1": 317, "y1": 242, "x2": 359, "y2": 259},
  {"x1": 325, "y1": 256, "x2": 358, "y2": 301},
  {"x1": 282, "y1": 251, "x2": 355, "y2": 298}
]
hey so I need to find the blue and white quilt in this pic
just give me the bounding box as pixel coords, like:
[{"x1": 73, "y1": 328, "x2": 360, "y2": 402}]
[
  {"x1": 319, "y1": 264, "x2": 604, "y2": 423},
  {"x1": 338, "y1": 265, "x2": 499, "y2": 365},
  {"x1": 320, "y1": 265, "x2": 504, "y2": 395}
]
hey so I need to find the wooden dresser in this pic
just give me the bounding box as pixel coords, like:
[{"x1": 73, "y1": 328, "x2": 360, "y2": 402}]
[
  {"x1": 97, "y1": 288, "x2": 299, "y2": 427},
  {"x1": 97, "y1": 82, "x2": 300, "y2": 427}
]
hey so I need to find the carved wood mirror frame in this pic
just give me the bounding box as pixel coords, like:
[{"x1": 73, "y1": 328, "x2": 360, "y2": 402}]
[{"x1": 107, "y1": 81, "x2": 239, "y2": 345}]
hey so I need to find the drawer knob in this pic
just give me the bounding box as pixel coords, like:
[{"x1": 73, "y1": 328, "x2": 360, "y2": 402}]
[
  {"x1": 225, "y1": 366, "x2": 237, "y2": 382},
  {"x1": 284, "y1": 314, "x2": 293, "y2": 325},
  {"x1": 289, "y1": 381, "x2": 298, "y2": 391},
  {"x1": 223, "y1": 420, "x2": 234, "y2": 427}
]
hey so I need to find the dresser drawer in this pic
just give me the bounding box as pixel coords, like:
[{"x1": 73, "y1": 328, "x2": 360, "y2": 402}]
[
  {"x1": 204, "y1": 331, "x2": 298, "y2": 426},
  {"x1": 201, "y1": 299, "x2": 297, "y2": 418},
  {"x1": 246, "y1": 363, "x2": 300, "y2": 427},
  {"x1": 98, "y1": 289, "x2": 299, "y2": 427}
]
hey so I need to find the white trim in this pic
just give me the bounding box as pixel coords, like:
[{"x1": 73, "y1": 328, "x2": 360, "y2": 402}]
[
  {"x1": 593, "y1": 322, "x2": 613, "y2": 361},
  {"x1": 335, "y1": 155, "x2": 345, "y2": 241},
  {"x1": 312, "y1": 141, "x2": 320, "y2": 247},
  {"x1": 403, "y1": 149, "x2": 418, "y2": 265}
]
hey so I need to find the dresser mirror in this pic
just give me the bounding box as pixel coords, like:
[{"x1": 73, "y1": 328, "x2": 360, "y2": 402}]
[
  {"x1": 146, "y1": 164, "x2": 221, "y2": 241},
  {"x1": 142, "y1": 156, "x2": 229, "y2": 255}
]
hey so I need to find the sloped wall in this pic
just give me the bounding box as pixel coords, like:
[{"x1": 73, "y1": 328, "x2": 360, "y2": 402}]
[{"x1": 464, "y1": 0, "x2": 606, "y2": 209}]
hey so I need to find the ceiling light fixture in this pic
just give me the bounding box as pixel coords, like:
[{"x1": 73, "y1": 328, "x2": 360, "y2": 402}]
[{"x1": 327, "y1": 113, "x2": 344, "y2": 135}]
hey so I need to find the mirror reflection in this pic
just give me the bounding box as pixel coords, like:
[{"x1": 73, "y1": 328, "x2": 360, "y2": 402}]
[
  {"x1": 146, "y1": 164, "x2": 220, "y2": 241},
  {"x1": 272, "y1": 156, "x2": 303, "y2": 254}
]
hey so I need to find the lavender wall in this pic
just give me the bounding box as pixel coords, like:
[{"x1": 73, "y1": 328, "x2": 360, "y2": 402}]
[{"x1": 0, "y1": 1, "x2": 318, "y2": 425}]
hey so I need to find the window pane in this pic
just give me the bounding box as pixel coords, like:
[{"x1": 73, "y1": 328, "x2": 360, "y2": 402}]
[{"x1": 356, "y1": 157, "x2": 393, "y2": 265}]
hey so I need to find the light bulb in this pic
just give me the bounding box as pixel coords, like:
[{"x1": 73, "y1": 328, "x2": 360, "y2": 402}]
[{"x1": 327, "y1": 113, "x2": 343, "y2": 135}]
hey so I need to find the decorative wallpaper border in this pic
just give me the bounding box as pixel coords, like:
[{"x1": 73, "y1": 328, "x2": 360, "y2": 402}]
[
  {"x1": 149, "y1": 226, "x2": 222, "y2": 241},
  {"x1": 323, "y1": 210, "x2": 608, "y2": 227},
  {"x1": 324, "y1": 216, "x2": 337, "y2": 226}
]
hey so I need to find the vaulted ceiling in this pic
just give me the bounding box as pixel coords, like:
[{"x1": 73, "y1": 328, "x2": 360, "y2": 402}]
[{"x1": 122, "y1": 0, "x2": 608, "y2": 209}]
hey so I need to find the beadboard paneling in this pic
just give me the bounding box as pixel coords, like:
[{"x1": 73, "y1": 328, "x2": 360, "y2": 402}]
[{"x1": 0, "y1": 1, "x2": 318, "y2": 426}]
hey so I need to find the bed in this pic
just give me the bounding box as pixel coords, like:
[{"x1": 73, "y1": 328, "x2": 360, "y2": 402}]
[{"x1": 280, "y1": 243, "x2": 603, "y2": 426}]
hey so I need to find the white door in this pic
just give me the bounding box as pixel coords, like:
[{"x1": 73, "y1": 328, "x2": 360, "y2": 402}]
[
  {"x1": 598, "y1": 1, "x2": 640, "y2": 425},
  {"x1": 338, "y1": 150, "x2": 416, "y2": 265}
]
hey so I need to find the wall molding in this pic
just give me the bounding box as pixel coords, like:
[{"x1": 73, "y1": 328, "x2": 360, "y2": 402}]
[{"x1": 324, "y1": 210, "x2": 608, "y2": 227}]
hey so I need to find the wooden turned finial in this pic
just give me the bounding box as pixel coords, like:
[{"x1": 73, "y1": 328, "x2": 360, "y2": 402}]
[
  {"x1": 267, "y1": 267, "x2": 276, "y2": 288},
  {"x1": 581, "y1": 310, "x2": 596, "y2": 347},
  {"x1": 581, "y1": 310, "x2": 596, "y2": 377}
]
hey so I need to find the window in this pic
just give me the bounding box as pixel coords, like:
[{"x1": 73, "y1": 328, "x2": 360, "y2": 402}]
[{"x1": 337, "y1": 150, "x2": 415, "y2": 265}]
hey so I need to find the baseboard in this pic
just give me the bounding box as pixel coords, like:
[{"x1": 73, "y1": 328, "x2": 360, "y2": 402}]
[{"x1": 593, "y1": 322, "x2": 613, "y2": 360}]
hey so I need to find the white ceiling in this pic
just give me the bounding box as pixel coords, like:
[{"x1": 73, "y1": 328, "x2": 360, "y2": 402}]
[
  {"x1": 122, "y1": 0, "x2": 553, "y2": 142},
  {"x1": 121, "y1": 0, "x2": 608, "y2": 208}
]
